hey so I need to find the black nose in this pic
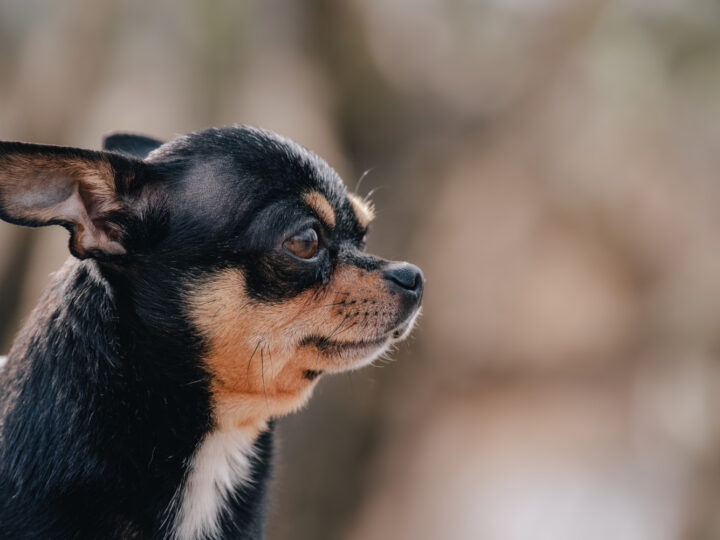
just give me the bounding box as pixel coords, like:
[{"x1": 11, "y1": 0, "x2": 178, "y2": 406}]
[{"x1": 383, "y1": 263, "x2": 424, "y2": 297}]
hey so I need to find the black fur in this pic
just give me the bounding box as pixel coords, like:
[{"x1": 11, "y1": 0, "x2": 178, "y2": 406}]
[
  {"x1": 103, "y1": 133, "x2": 165, "y2": 159},
  {"x1": 0, "y1": 126, "x2": 423, "y2": 539}
]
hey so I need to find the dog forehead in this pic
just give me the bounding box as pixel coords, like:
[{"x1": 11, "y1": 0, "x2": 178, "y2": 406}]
[
  {"x1": 168, "y1": 127, "x2": 345, "y2": 207},
  {"x1": 159, "y1": 127, "x2": 341, "y2": 195}
]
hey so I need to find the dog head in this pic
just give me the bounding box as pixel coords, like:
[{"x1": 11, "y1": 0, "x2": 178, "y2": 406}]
[{"x1": 0, "y1": 126, "x2": 424, "y2": 430}]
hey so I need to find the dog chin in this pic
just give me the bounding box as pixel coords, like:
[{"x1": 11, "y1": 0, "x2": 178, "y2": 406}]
[
  {"x1": 312, "y1": 308, "x2": 422, "y2": 372},
  {"x1": 306, "y1": 335, "x2": 389, "y2": 370},
  {"x1": 347, "y1": 339, "x2": 393, "y2": 370},
  {"x1": 390, "y1": 307, "x2": 422, "y2": 342}
]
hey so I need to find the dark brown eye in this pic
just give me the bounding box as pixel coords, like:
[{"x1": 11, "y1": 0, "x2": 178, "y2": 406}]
[{"x1": 283, "y1": 228, "x2": 319, "y2": 259}]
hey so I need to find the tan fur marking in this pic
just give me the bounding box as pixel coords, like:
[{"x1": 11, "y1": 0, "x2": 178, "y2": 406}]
[
  {"x1": 348, "y1": 193, "x2": 375, "y2": 228},
  {"x1": 188, "y1": 265, "x2": 399, "y2": 431},
  {"x1": 303, "y1": 190, "x2": 336, "y2": 228}
]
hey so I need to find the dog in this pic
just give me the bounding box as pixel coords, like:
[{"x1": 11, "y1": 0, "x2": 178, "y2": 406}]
[{"x1": 0, "y1": 126, "x2": 424, "y2": 539}]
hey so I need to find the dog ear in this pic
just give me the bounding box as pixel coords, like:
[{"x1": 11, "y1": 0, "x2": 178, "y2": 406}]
[
  {"x1": 102, "y1": 132, "x2": 165, "y2": 159},
  {"x1": 0, "y1": 141, "x2": 144, "y2": 260}
]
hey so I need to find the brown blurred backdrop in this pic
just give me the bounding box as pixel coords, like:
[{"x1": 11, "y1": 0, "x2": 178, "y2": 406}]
[{"x1": 2, "y1": 1, "x2": 720, "y2": 538}]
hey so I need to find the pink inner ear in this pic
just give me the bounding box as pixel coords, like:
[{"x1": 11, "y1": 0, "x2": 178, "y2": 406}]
[
  {"x1": 65, "y1": 183, "x2": 127, "y2": 256},
  {"x1": 0, "y1": 152, "x2": 128, "y2": 257},
  {"x1": 10, "y1": 181, "x2": 74, "y2": 210},
  {"x1": 14, "y1": 181, "x2": 124, "y2": 256},
  {"x1": 2, "y1": 173, "x2": 81, "y2": 227},
  {"x1": 51, "y1": 182, "x2": 91, "y2": 225}
]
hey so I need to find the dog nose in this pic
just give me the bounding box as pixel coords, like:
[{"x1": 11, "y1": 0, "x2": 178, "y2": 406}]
[{"x1": 383, "y1": 263, "x2": 424, "y2": 297}]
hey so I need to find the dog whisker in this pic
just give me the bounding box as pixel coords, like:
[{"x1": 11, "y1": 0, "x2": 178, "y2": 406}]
[
  {"x1": 246, "y1": 340, "x2": 261, "y2": 379},
  {"x1": 325, "y1": 315, "x2": 351, "y2": 341},
  {"x1": 354, "y1": 167, "x2": 374, "y2": 194},
  {"x1": 305, "y1": 301, "x2": 347, "y2": 311},
  {"x1": 364, "y1": 185, "x2": 387, "y2": 201},
  {"x1": 332, "y1": 321, "x2": 358, "y2": 338},
  {"x1": 267, "y1": 347, "x2": 275, "y2": 378},
  {"x1": 261, "y1": 348, "x2": 268, "y2": 406}
]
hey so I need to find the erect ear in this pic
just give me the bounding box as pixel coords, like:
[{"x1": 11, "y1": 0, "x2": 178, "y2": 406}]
[
  {"x1": 102, "y1": 132, "x2": 165, "y2": 159},
  {"x1": 0, "y1": 141, "x2": 143, "y2": 260}
]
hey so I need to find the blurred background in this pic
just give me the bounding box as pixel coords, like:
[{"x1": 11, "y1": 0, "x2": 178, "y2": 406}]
[{"x1": 2, "y1": 0, "x2": 720, "y2": 538}]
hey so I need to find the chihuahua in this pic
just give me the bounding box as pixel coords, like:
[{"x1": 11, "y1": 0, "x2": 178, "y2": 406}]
[{"x1": 0, "y1": 126, "x2": 423, "y2": 539}]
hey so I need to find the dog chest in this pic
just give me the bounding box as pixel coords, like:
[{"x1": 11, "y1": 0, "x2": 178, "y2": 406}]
[{"x1": 171, "y1": 428, "x2": 258, "y2": 540}]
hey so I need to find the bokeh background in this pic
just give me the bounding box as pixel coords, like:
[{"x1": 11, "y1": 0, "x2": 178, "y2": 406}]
[{"x1": 2, "y1": 0, "x2": 720, "y2": 538}]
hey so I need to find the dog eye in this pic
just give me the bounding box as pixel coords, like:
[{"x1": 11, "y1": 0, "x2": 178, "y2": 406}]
[{"x1": 283, "y1": 228, "x2": 319, "y2": 259}]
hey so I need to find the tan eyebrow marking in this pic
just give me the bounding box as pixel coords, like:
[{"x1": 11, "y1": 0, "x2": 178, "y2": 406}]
[
  {"x1": 348, "y1": 193, "x2": 375, "y2": 228},
  {"x1": 303, "y1": 190, "x2": 336, "y2": 228}
]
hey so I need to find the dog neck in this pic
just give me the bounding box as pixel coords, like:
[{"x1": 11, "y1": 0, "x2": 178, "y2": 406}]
[
  {"x1": 170, "y1": 427, "x2": 268, "y2": 540},
  {"x1": 0, "y1": 257, "x2": 272, "y2": 537}
]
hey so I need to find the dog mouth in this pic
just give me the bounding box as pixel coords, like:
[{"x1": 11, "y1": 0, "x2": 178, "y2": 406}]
[
  {"x1": 300, "y1": 334, "x2": 389, "y2": 356},
  {"x1": 300, "y1": 305, "x2": 422, "y2": 357},
  {"x1": 297, "y1": 304, "x2": 422, "y2": 371}
]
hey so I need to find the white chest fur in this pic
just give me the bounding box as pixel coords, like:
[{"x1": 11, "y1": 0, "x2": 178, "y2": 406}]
[{"x1": 172, "y1": 428, "x2": 258, "y2": 540}]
